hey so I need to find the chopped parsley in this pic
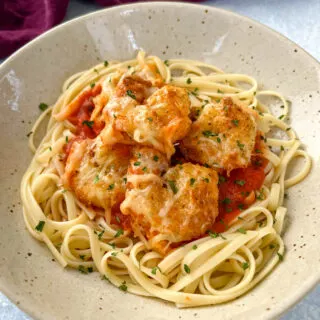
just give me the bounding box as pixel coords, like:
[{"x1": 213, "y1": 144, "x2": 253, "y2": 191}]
[
  {"x1": 257, "y1": 189, "x2": 265, "y2": 200},
  {"x1": 192, "y1": 245, "x2": 198, "y2": 250},
  {"x1": 35, "y1": 221, "x2": 45, "y2": 232},
  {"x1": 104, "y1": 60, "x2": 109, "y2": 67},
  {"x1": 90, "y1": 82, "x2": 95, "y2": 88},
  {"x1": 102, "y1": 275, "x2": 109, "y2": 281},
  {"x1": 242, "y1": 262, "x2": 249, "y2": 270},
  {"x1": 82, "y1": 120, "x2": 94, "y2": 128},
  {"x1": 202, "y1": 130, "x2": 218, "y2": 137},
  {"x1": 216, "y1": 137, "x2": 221, "y2": 143},
  {"x1": 133, "y1": 161, "x2": 141, "y2": 166},
  {"x1": 151, "y1": 267, "x2": 158, "y2": 275},
  {"x1": 108, "y1": 183, "x2": 115, "y2": 190},
  {"x1": 111, "y1": 252, "x2": 118, "y2": 257},
  {"x1": 94, "y1": 175, "x2": 99, "y2": 184},
  {"x1": 93, "y1": 68, "x2": 99, "y2": 74},
  {"x1": 88, "y1": 267, "x2": 93, "y2": 273},
  {"x1": 203, "y1": 177, "x2": 209, "y2": 183},
  {"x1": 39, "y1": 103, "x2": 48, "y2": 111},
  {"x1": 238, "y1": 216, "x2": 245, "y2": 221},
  {"x1": 237, "y1": 140, "x2": 245, "y2": 150},
  {"x1": 280, "y1": 145, "x2": 284, "y2": 151},
  {"x1": 286, "y1": 127, "x2": 291, "y2": 131},
  {"x1": 142, "y1": 167, "x2": 147, "y2": 172},
  {"x1": 269, "y1": 244, "x2": 275, "y2": 249},
  {"x1": 280, "y1": 105, "x2": 284, "y2": 109},
  {"x1": 190, "y1": 178, "x2": 196, "y2": 186},
  {"x1": 153, "y1": 155, "x2": 159, "y2": 162},
  {"x1": 164, "y1": 60, "x2": 169, "y2": 66},
  {"x1": 278, "y1": 114, "x2": 285, "y2": 120},
  {"x1": 218, "y1": 175, "x2": 226, "y2": 184},
  {"x1": 168, "y1": 180, "x2": 178, "y2": 194},
  {"x1": 184, "y1": 264, "x2": 191, "y2": 274},
  {"x1": 222, "y1": 197, "x2": 231, "y2": 205},
  {"x1": 277, "y1": 252, "x2": 284, "y2": 261},
  {"x1": 238, "y1": 204, "x2": 245, "y2": 211},
  {"x1": 237, "y1": 228, "x2": 247, "y2": 234},
  {"x1": 208, "y1": 231, "x2": 226, "y2": 240},
  {"x1": 147, "y1": 117, "x2": 153, "y2": 122},
  {"x1": 65, "y1": 136, "x2": 69, "y2": 143},
  {"x1": 217, "y1": 89, "x2": 223, "y2": 94},
  {"x1": 234, "y1": 179, "x2": 246, "y2": 186},
  {"x1": 186, "y1": 78, "x2": 192, "y2": 84},
  {"x1": 232, "y1": 119, "x2": 239, "y2": 126},
  {"x1": 79, "y1": 255, "x2": 85, "y2": 260},
  {"x1": 255, "y1": 149, "x2": 262, "y2": 153},
  {"x1": 208, "y1": 231, "x2": 219, "y2": 238},
  {"x1": 126, "y1": 90, "x2": 136, "y2": 100},
  {"x1": 98, "y1": 230, "x2": 105, "y2": 240},
  {"x1": 108, "y1": 242, "x2": 116, "y2": 249},
  {"x1": 119, "y1": 281, "x2": 127, "y2": 292},
  {"x1": 114, "y1": 229, "x2": 124, "y2": 238},
  {"x1": 123, "y1": 177, "x2": 127, "y2": 184},
  {"x1": 78, "y1": 265, "x2": 88, "y2": 274}
]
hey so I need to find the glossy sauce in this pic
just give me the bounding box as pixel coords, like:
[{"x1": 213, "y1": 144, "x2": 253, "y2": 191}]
[
  {"x1": 213, "y1": 156, "x2": 268, "y2": 233},
  {"x1": 64, "y1": 84, "x2": 104, "y2": 157}
]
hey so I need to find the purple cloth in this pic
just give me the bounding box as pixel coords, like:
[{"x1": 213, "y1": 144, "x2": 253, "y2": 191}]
[{"x1": 0, "y1": 0, "x2": 204, "y2": 59}]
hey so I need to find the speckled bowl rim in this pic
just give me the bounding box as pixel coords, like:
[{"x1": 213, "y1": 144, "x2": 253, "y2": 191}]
[{"x1": 0, "y1": 2, "x2": 319, "y2": 320}]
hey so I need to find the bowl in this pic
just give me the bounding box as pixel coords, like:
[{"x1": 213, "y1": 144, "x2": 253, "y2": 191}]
[{"x1": 0, "y1": 2, "x2": 319, "y2": 320}]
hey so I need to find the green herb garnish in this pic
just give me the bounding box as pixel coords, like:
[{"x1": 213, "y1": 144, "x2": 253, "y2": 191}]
[
  {"x1": 82, "y1": 120, "x2": 94, "y2": 128},
  {"x1": 168, "y1": 180, "x2": 178, "y2": 194},
  {"x1": 184, "y1": 264, "x2": 191, "y2": 274},
  {"x1": 237, "y1": 140, "x2": 244, "y2": 150},
  {"x1": 202, "y1": 130, "x2": 218, "y2": 137},
  {"x1": 232, "y1": 119, "x2": 239, "y2": 126},
  {"x1": 39, "y1": 103, "x2": 48, "y2": 111},
  {"x1": 237, "y1": 228, "x2": 247, "y2": 234},
  {"x1": 108, "y1": 183, "x2": 115, "y2": 190},
  {"x1": 119, "y1": 281, "x2": 127, "y2": 292},
  {"x1": 242, "y1": 262, "x2": 249, "y2": 270},
  {"x1": 126, "y1": 90, "x2": 136, "y2": 100},
  {"x1": 234, "y1": 180, "x2": 246, "y2": 186},
  {"x1": 35, "y1": 221, "x2": 45, "y2": 232},
  {"x1": 114, "y1": 229, "x2": 124, "y2": 238}
]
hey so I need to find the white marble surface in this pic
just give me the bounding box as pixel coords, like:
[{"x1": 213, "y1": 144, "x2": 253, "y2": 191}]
[{"x1": 0, "y1": 0, "x2": 319, "y2": 319}]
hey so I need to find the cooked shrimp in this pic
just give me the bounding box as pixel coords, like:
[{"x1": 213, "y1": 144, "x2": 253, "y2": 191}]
[
  {"x1": 64, "y1": 136, "x2": 131, "y2": 211},
  {"x1": 180, "y1": 97, "x2": 258, "y2": 173},
  {"x1": 121, "y1": 154, "x2": 219, "y2": 254}
]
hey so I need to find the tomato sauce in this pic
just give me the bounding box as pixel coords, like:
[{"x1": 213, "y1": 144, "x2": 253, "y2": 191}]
[
  {"x1": 63, "y1": 84, "x2": 105, "y2": 158},
  {"x1": 212, "y1": 156, "x2": 268, "y2": 233}
]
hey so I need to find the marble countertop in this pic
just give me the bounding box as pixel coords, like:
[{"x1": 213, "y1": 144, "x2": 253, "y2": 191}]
[{"x1": 1, "y1": 0, "x2": 319, "y2": 319}]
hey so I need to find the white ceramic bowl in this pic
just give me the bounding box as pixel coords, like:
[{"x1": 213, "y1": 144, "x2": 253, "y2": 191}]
[{"x1": 0, "y1": 2, "x2": 319, "y2": 320}]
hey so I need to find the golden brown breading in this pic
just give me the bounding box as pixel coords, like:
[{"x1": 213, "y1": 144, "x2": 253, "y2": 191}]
[
  {"x1": 64, "y1": 137, "x2": 131, "y2": 210},
  {"x1": 102, "y1": 84, "x2": 192, "y2": 158},
  {"x1": 121, "y1": 152, "x2": 219, "y2": 254},
  {"x1": 180, "y1": 97, "x2": 257, "y2": 173}
]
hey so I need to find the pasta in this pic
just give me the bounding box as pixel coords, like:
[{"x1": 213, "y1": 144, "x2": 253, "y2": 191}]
[{"x1": 21, "y1": 52, "x2": 311, "y2": 307}]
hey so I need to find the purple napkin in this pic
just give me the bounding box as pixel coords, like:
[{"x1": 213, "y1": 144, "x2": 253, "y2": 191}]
[{"x1": 0, "y1": 0, "x2": 204, "y2": 59}]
